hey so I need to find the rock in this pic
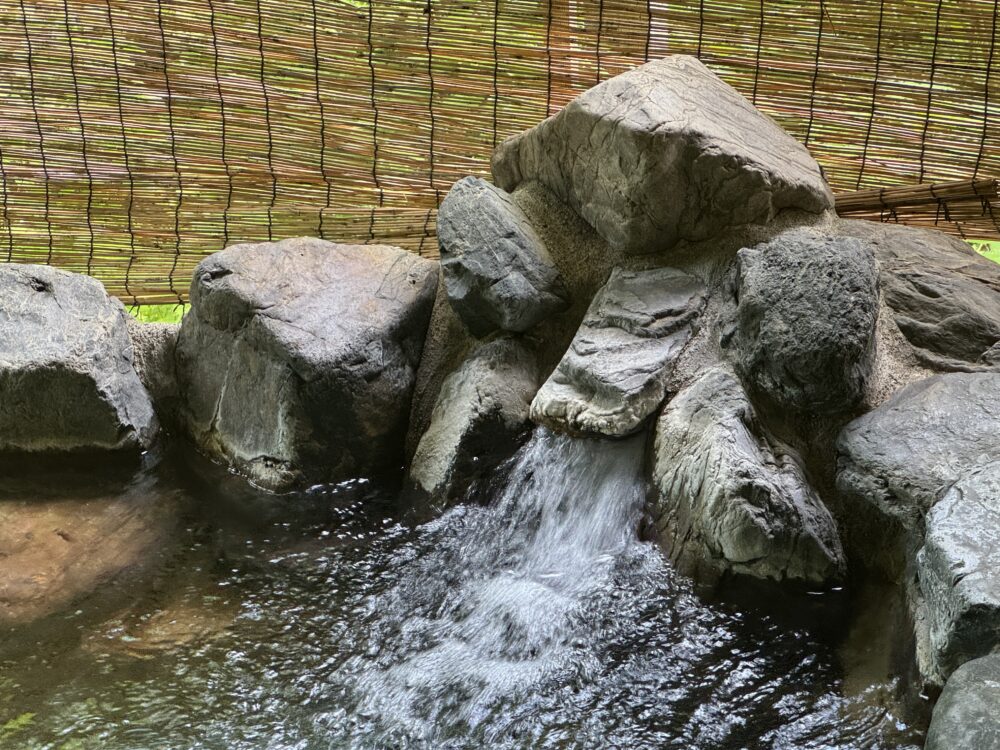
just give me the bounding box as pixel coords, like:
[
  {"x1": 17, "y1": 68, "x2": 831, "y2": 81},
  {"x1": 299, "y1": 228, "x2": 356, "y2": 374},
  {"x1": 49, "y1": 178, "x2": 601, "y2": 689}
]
[
  {"x1": 836, "y1": 372, "x2": 1000, "y2": 531},
  {"x1": 127, "y1": 318, "x2": 180, "y2": 421},
  {"x1": 917, "y1": 463, "x2": 1000, "y2": 681},
  {"x1": 437, "y1": 177, "x2": 569, "y2": 336},
  {"x1": 492, "y1": 55, "x2": 832, "y2": 256},
  {"x1": 723, "y1": 228, "x2": 880, "y2": 414},
  {"x1": 925, "y1": 654, "x2": 1000, "y2": 750},
  {"x1": 175, "y1": 237, "x2": 438, "y2": 491},
  {"x1": 531, "y1": 266, "x2": 707, "y2": 437},
  {"x1": 0, "y1": 469, "x2": 181, "y2": 626},
  {"x1": 0, "y1": 264, "x2": 157, "y2": 455},
  {"x1": 652, "y1": 367, "x2": 845, "y2": 584},
  {"x1": 837, "y1": 220, "x2": 1000, "y2": 370},
  {"x1": 409, "y1": 338, "x2": 541, "y2": 500}
]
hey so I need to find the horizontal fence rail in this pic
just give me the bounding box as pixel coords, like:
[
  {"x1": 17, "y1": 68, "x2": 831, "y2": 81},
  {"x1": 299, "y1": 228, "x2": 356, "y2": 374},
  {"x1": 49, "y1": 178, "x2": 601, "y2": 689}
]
[{"x1": 0, "y1": 0, "x2": 997, "y2": 303}]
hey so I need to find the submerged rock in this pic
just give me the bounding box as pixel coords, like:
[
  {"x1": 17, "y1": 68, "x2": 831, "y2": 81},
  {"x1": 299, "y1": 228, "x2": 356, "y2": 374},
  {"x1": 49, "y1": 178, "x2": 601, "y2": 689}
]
[
  {"x1": 438, "y1": 177, "x2": 569, "y2": 336},
  {"x1": 836, "y1": 372, "x2": 1000, "y2": 532},
  {"x1": 175, "y1": 238, "x2": 438, "y2": 491},
  {"x1": 723, "y1": 228, "x2": 880, "y2": 415},
  {"x1": 652, "y1": 367, "x2": 845, "y2": 584},
  {"x1": 925, "y1": 654, "x2": 1000, "y2": 750},
  {"x1": 492, "y1": 55, "x2": 832, "y2": 256},
  {"x1": 0, "y1": 470, "x2": 180, "y2": 626},
  {"x1": 918, "y1": 463, "x2": 1000, "y2": 681},
  {"x1": 837, "y1": 219, "x2": 1000, "y2": 370},
  {"x1": 0, "y1": 264, "x2": 157, "y2": 455},
  {"x1": 531, "y1": 266, "x2": 707, "y2": 437},
  {"x1": 409, "y1": 337, "x2": 540, "y2": 500}
]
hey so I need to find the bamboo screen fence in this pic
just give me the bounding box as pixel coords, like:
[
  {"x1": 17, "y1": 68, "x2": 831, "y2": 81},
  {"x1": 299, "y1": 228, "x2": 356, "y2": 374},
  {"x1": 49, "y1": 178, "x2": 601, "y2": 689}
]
[{"x1": 0, "y1": 0, "x2": 997, "y2": 303}]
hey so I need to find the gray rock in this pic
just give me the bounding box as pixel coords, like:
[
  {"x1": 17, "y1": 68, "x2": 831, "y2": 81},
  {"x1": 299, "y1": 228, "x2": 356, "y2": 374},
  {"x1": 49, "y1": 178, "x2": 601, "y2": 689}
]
[
  {"x1": 652, "y1": 367, "x2": 845, "y2": 584},
  {"x1": 175, "y1": 238, "x2": 438, "y2": 491},
  {"x1": 723, "y1": 228, "x2": 880, "y2": 414},
  {"x1": 409, "y1": 338, "x2": 540, "y2": 500},
  {"x1": 127, "y1": 318, "x2": 180, "y2": 421},
  {"x1": 918, "y1": 463, "x2": 1000, "y2": 681},
  {"x1": 0, "y1": 264, "x2": 156, "y2": 454},
  {"x1": 492, "y1": 55, "x2": 832, "y2": 256},
  {"x1": 926, "y1": 654, "x2": 1000, "y2": 750},
  {"x1": 837, "y1": 220, "x2": 1000, "y2": 370},
  {"x1": 437, "y1": 176, "x2": 569, "y2": 336},
  {"x1": 531, "y1": 266, "x2": 707, "y2": 437},
  {"x1": 836, "y1": 372, "x2": 1000, "y2": 531}
]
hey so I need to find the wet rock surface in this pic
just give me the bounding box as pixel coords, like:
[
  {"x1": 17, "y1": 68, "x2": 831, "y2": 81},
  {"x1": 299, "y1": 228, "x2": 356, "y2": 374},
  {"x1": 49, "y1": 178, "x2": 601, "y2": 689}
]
[
  {"x1": 836, "y1": 372, "x2": 1000, "y2": 531},
  {"x1": 838, "y1": 219, "x2": 1000, "y2": 370},
  {"x1": 437, "y1": 177, "x2": 569, "y2": 336},
  {"x1": 917, "y1": 463, "x2": 1000, "y2": 681},
  {"x1": 652, "y1": 367, "x2": 845, "y2": 584},
  {"x1": 175, "y1": 238, "x2": 438, "y2": 490},
  {"x1": 0, "y1": 263, "x2": 157, "y2": 455},
  {"x1": 531, "y1": 266, "x2": 707, "y2": 437},
  {"x1": 925, "y1": 654, "x2": 1000, "y2": 750},
  {"x1": 409, "y1": 337, "x2": 540, "y2": 500},
  {"x1": 723, "y1": 228, "x2": 880, "y2": 415},
  {"x1": 492, "y1": 56, "x2": 832, "y2": 256}
]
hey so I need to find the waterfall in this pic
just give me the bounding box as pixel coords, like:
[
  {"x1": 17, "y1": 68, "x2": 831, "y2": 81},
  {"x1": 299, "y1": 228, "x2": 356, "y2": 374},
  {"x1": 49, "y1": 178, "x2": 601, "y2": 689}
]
[{"x1": 336, "y1": 428, "x2": 649, "y2": 740}]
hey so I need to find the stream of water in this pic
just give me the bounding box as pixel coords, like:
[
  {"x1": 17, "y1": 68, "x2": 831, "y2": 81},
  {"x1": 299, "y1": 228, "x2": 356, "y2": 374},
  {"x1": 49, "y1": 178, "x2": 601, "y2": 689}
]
[{"x1": 0, "y1": 430, "x2": 924, "y2": 749}]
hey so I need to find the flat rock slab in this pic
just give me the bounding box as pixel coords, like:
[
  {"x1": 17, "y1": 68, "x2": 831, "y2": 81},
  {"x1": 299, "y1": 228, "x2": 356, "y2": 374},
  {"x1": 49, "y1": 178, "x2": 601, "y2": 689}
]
[
  {"x1": 652, "y1": 367, "x2": 845, "y2": 584},
  {"x1": 837, "y1": 220, "x2": 1000, "y2": 370},
  {"x1": 437, "y1": 177, "x2": 569, "y2": 336},
  {"x1": 723, "y1": 228, "x2": 880, "y2": 415},
  {"x1": 409, "y1": 338, "x2": 540, "y2": 500},
  {"x1": 0, "y1": 264, "x2": 156, "y2": 454},
  {"x1": 0, "y1": 472, "x2": 180, "y2": 627},
  {"x1": 926, "y1": 654, "x2": 1000, "y2": 750},
  {"x1": 918, "y1": 463, "x2": 1000, "y2": 681},
  {"x1": 531, "y1": 266, "x2": 707, "y2": 437},
  {"x1": 176, "y1": 238, "x2": 438, "y2": 491},
  {"x1": 837, "y1": 372, "x2": 1000, "y2": 531},
  {"x1": 492, "y1": 55, "x2": 832, "y2": 256}
]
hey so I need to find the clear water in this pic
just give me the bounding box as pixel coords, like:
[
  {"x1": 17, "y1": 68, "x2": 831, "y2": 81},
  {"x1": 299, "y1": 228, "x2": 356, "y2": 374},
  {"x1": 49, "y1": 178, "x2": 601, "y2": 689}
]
[{"x1": 0, "y1": 430, "x2": 924, "y2": 749}]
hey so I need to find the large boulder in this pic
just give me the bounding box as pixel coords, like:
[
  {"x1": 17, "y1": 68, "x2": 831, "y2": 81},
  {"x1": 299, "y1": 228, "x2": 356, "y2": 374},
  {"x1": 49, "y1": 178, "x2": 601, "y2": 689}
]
[
  {"x1": 836, "y1": 372, "x2": 1000, "y2": 532},
  {"x1": 408, "y1": 338, "x2": 540, "y2": 500},
  {"x1": 722, "y1": 228, "x2": 880, "y2": 415},
  {"x1": 917, "y1": 463, "x2": 1000, "y2": 681},
  {"x1": 492, "y1": 55, "x2": 832, "y2": 256},
  {"x1": 0, "y1": 264, "x2": 156, "y2": 455},
  {"x1": 175, "y1": 238, "x2": 438, "y2": 491},
  {"x1": 925, "y1": 654, "x2": 1000, "y2": 750},
  {"x1": 531, "y1": 266, "x2": 707, "y2": 437},
  {"x1": 437, "y1": 177, "x2": 569, "y2": 336},
  {"x1": 652, "y1": 367, "x2": 845, "y2": 584},
  {"x1": 837, "y1": 220, "x2": 1000, "y2": 370}
]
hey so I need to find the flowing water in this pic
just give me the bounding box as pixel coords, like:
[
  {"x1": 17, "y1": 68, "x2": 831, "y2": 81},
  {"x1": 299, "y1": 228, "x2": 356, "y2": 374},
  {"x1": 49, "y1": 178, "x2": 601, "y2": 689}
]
[{"x1": 0, "y1": 430, "x2": 925, "y2": 749}]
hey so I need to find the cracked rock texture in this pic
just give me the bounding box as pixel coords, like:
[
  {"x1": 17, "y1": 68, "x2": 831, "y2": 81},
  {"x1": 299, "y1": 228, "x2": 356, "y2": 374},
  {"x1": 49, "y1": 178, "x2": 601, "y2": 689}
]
[
  {"x1": 531, "y1": 266, "x2": 707, "y2": 437},
  {"x1": 438, "y1": 176, "x2": 569, "y2": 336},
  {"x1": 917, "y1": 463, "x2": 1000, "y2": 682},
  {"x1": 837, "y1": 219, "x2": 1000, "y2": 371},
  {"x1": 723, "y1": 228, "x2": 880, "y2": 415},
  {"x1": 409, "y1": 337, "x2": 540, "y2": 500},
  {"x1": 652, "y1": 367, "x2": 845, "y2": 584},
  {"x1": 0, "y1": 263, "x2": 157, "y2": 455},
  {"x1": 175, "y1": 238, "x2": 438, "y2": 491},
  {"x1": 492, "y1": 55, "x2": 833, "y2": 256},
  {"x1": 926, "y1": 654, "x2": 1000, "y2": 750},
  {"x1": 836, "y1": 372, "x2": 1000, "y2": 532}
]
